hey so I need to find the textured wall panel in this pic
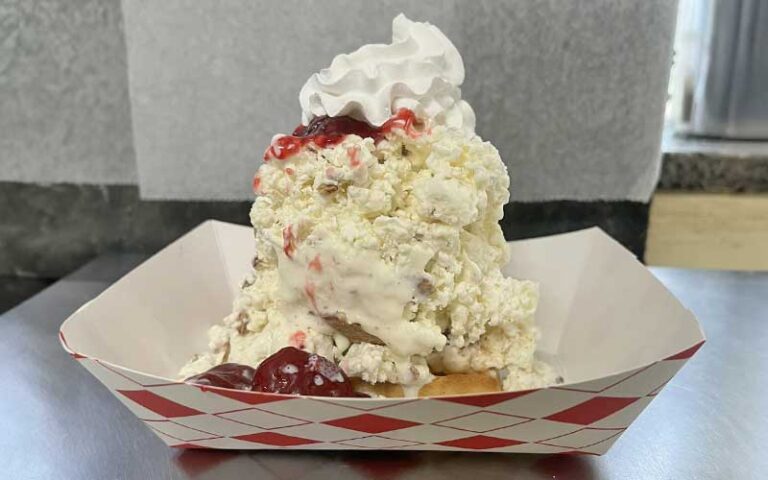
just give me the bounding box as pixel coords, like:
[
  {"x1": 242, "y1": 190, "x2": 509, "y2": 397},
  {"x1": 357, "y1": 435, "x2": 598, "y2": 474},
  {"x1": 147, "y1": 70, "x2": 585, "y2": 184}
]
[
  {"x1": 122, "y1": 0, "x2": 676, "y2": 201},
  {"x1": 0, "y1": 0, "x2": 136, "y2": 184}
]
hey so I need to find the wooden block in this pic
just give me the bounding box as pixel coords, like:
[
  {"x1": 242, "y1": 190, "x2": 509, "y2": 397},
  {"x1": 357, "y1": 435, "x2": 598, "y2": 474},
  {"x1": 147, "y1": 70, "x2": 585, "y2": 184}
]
[{"x1": 646, "y1": 193, "x2": 768, "y2": 271}]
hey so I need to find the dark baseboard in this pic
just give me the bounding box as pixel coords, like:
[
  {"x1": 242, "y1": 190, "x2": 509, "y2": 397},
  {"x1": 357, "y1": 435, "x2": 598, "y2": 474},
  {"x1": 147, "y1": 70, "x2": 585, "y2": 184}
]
[
  {"x1": 502, "y1": 200, "x2": 649, "y2": 260},
  {"x1": 0, "y1": 182, "x2": 250, "y2": 279},
  {"x1": 0, "y1": 182, "x2": 649, "y2": 283}
]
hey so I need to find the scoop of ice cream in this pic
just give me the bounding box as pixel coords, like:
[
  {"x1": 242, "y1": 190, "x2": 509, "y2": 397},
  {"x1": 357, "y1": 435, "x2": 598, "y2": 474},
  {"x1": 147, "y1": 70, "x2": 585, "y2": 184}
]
[
  {"x1": 299, "y1": 14, "x2": 476, "y2": 135},
  {"x1": 181, "y1": 118, "x2": 551, "y2": 390},
  {"x1": 276, "y1": 233, "x2": 446, "y2": 357},
  {"x1": 180, "y1": 14, "x2": 555, "y2": 394}
]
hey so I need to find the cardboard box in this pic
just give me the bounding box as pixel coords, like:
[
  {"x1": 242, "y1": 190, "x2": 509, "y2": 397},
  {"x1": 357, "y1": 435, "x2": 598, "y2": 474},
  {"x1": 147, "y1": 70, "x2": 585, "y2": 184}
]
[{"x1": 59, "y1": 221, "x2": 704, "y2": 454}]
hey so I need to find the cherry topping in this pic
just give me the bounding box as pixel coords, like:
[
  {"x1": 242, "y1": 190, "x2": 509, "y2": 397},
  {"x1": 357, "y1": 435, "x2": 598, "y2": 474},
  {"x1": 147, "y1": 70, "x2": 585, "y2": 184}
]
[
  {"x1": 184, "y1": 347, "x2": 367, "y2": 397},
  {"x1": 184, "y1": 363, "x2": 256, "y2": 391},
  {"x1": 263, "y1": 109, "x2": 422, "y2": 161},
  {"x1": 293, "y1": 115, "x2": 379, "y2": 143},
  {"x1": 252, "y1": 347, "x2": 364, "y2": 397}
]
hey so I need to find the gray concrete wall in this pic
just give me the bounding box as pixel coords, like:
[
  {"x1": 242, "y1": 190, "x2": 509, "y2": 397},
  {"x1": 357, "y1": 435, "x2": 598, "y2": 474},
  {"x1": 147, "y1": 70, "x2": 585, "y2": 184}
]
[
  {"x1": 122, "y1": 0, "x2": 677, "y2": 201},
  {"x1": 0, "y1": 0, "x2": 677, "y2": 202},
  {"x1": 0, "y1": 0, "x2": 136, "y2": 185}
]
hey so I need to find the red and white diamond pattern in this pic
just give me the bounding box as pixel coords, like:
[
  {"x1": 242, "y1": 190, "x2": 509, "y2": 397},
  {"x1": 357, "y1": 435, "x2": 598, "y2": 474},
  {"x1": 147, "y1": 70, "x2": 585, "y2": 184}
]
[
  {"x1": 63, "y1": 336, "x2": 703, "y2": 455},
  {"x1": 436, "y1": 412, "x2": 530, "y2": 433}
]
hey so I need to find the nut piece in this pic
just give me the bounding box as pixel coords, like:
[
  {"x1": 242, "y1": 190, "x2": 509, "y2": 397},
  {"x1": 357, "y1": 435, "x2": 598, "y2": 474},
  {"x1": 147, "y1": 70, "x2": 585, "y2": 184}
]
[
  {"x1": 231, "y1": 311, "x2": 249, "y2": 335},
  {"x1": 237, "y1": 321, "x2": 248, "y2": 336},
  {"x1": 417, "y1": 278, "x2": 434, "y2": 296},
  {"x1": 322, "y1": 314, "x2": 384, "y2": 345},
  {"x1": 220, "y1": 342, "x2": 231, "y2": 363},
  {"x1": 316, "y1": 182, "x2": 339, "y2": 194}
]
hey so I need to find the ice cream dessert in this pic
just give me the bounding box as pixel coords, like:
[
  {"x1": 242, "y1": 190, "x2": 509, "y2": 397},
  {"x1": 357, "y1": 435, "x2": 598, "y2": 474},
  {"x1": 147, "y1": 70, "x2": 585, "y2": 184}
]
[{"x1": 180, "y1": 14, "x2": 556, "y2": 397}]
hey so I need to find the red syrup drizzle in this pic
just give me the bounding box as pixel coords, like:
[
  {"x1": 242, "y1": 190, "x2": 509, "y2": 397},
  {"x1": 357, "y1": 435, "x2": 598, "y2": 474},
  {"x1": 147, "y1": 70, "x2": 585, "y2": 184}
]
[
  {"x1": 347, "y1": 146, "x2": 361, "y2": 168},
  {"x1": 263, "y1": 109, "x2": 422, "y2": 162},
  {"x1": 282, "y1": 225, "x2": 296, "y2": 259},
  {"x1": 307, "y1": 254, "x2": 323, "y2": 272},
  {"x1": 288, "y1": 330, "x2": 307, "y2": 349},
  {"x1": 185, "y1": 347, "x2": 367, "y2": 397}
]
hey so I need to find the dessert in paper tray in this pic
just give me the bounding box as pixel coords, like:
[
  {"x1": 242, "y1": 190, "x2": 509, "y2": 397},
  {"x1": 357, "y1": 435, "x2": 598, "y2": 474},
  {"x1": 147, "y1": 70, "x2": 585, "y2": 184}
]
[{"x1": 60, "y1": 15, "x2": 704, "y2": 453}]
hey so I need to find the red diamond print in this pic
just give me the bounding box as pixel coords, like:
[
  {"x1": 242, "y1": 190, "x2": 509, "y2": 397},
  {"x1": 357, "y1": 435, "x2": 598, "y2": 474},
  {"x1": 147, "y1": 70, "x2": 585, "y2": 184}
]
[
  {"x1": 117, "y1": 390, "x2": 202, "y2": 418},
  {"x1": 172, "y1": 443, "x2": 212, "y2": 449},
  {"x1": 324, "y1": 414, "x2": 420, "y2": 433},
  {"x1": 438, "y1": 389, "x2": 535, "y2": 407},
  {"x1": 664, "y1": 341, "x2": 704, "y2": 360},
  {"x1": 438, "y1": 435, "x2": 524, "y2": 450},
  {"x1": 203, "y1": 387, "x2": 287, "y2": 405},
  {"x1": 545, "y1": 397, "x2": 638, "y2": 425},
  {"x1": 234, "y1": 432, "x2": 319, "y2": 446}
]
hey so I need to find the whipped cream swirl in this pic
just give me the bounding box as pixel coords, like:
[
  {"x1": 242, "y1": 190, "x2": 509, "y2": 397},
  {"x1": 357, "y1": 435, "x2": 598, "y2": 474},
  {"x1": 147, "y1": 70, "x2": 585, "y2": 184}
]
[{"x1": 299, "y1": 14, "x2": 476, "y2": 135}]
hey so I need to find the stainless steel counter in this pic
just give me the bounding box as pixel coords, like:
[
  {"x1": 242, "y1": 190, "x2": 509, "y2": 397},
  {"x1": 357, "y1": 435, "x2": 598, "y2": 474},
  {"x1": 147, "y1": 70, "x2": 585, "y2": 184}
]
[{"x1": 1, "y1": 254, "x2": 766, "y2": 479}]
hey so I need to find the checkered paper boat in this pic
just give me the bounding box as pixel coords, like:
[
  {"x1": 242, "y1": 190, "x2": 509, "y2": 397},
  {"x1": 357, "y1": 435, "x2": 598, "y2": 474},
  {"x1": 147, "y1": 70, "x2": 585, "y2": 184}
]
[{"x1": 59, "y1": 221, "x2": 704, "y2": 454}]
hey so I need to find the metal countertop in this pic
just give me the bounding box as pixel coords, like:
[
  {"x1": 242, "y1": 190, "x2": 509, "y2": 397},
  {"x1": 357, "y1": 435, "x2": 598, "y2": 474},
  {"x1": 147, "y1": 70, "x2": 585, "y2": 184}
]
[{"x1": 1, "y1": 254, "x2": 766, "y2": 479}]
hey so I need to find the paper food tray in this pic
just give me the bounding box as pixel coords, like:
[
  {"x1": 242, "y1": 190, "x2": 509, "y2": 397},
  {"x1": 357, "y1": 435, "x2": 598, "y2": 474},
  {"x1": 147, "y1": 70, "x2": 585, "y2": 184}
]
[{"x1": 59, "y1": 221, "x2": 704, "y2": 454}]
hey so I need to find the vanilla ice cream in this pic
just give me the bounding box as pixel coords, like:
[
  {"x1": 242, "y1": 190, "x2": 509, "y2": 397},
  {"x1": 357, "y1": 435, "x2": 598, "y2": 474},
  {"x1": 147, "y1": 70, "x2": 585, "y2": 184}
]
[{"x1": 180, "y1": 14, "x2": 556, "y2": 394}]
